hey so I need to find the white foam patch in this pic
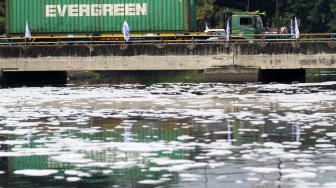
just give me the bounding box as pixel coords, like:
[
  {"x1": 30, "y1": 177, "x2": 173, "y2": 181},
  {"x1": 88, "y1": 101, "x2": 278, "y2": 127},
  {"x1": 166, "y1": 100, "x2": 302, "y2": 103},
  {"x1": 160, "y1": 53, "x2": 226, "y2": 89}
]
[
  {"x1": 150, "y1": 162, "x2": 207, "y2": 172},
  {"x1": 280, "y1": 153, "x2": 314, "y2": 159},
  {"x1": 66, "y1": 177, "x2": 81, "y2": 182},
  {"x1": 206, "y1": 150, "x2": 233, "y2": 156},
  {"x1": 247, "y1": 177, "x2": 260, "y2": 182},
  {"x1": 238, "y1": 129, "x2": 259, "y2": 132},
  {"x1": 311, "y1": 122, "x2": 334, "y2": 127},
  {"x1": 79, "y1": 128, "x2": 101, "y2": 134},
  {"x1": 281, "y1": 169, "x2": 305, "y2": 174},
  {"x1": 14, "y1": 169, "x2": 58, "y2": 176},
  {"x1": 316, "y1": 139, "x2": 330, "y2": 143},
  {"x1": 111, "y1": 161, "x2": 138, "y2": 169},
  {"x1": 9, "y1": 147, "x2": 63, "y2": 156},
  {"x1": 319, "y1": 166, "x2": 336, "y2": 171},
  {"x1": 102, "y1": 170, "x2": 113, "y2": 174},
  {"x1": 77, "y1": 162, "x2": 112, "y2": 168},
  {"x1": 54, "y1": 176, "x2": 65, "y2": 180},
  {"x1": 0, "y1": 152, "x2": 32, "y2": 157},
  {"x1": 263, "y1": 142, "x2": 284, "y2": 148},
  {"x1": 51, "y1": 154, "x2": 94, "y2": 164},
  {"x1": 168, "y1": 162, "x2": 207, "y2": 172},
  {"x1": 177, "y1": 135, "x2": 195, "y2": 141},
  {"x1": 0, "y1": 140, "x2": 29, "y2": 145},
  {"x1": 208, "y1": 162, "x2": 225, "y2": 168},
  {"x1": 213, "y1": 131, "x2": 229, "y2": 135},
  {"x1": 323, "y1": 182, "x2": 336, "y2": 188},
  {"x1": 326, "y1": 132, "x2": 336, "y2": 137},
  {"x1": 250, "y1": 120, "x2": 265, "y2": 125},
  {"x1": 315, "y1": 144, "x2": 335, "y2": 148},
  {"x1": 194, "y1": 156, "x2": 210, "y2": 160},
  {"x1": 107, "y1": 142, "x2": 174, "y2": 152},
  {"x1": 138, "y1": 179, "x2": 165, "y2": 185},
  {"x1": 150, "y1": 158, "x2": 193, "y2": 166},
  {"x1": 216, "y1": 175, "x2": 227, "y2": 180},
  {"x1": 0, "y1": 129, "x2": 35, "y2": 135},
  {"x1": 244, "y1": 167, "x2": 279, "y2": 174},
  {"x1": 5, "y1": 122, "x2": 42, "y2": 127},
  {"x1": 282, "y1": 172, "x2": 316, "y2": 179},
  {"x1": 64, "y1": 170, "x2": 91, "y2": 177}
]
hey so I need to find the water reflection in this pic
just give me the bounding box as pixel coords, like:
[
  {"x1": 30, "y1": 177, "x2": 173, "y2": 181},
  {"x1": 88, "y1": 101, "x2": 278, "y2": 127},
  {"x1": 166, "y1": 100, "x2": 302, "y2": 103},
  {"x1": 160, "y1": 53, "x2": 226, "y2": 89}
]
[
  {"x1": 292, "y1": 123, "x2": 301, "y2": 143},
  {"x1": 0, "y1": 81, "x2": 336, "y2": 187},
  {"x1": 0, "y1": 136, "x2": 9, "y2": 187}
]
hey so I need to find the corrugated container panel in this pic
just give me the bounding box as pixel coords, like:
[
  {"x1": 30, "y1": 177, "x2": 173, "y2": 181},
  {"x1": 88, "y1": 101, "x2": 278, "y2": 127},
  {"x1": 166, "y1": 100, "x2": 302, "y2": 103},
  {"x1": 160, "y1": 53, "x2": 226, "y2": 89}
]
[{"x1": 6, "y1": 0, "x2": 196, "y2": 35}]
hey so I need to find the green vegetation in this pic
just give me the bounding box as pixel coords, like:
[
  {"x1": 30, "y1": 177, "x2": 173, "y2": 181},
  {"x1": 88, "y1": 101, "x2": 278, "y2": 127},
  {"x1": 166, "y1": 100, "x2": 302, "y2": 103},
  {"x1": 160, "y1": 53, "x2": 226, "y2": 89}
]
[
  {"x1": 196, "y1": 0, "x2": 217, "y2": 30},
  {"x1": 282, "y1": 0, "x2": 336, "y2": 32},
  {"x1": 0, "y1": 0, "x2": 4, "y2": 34}
]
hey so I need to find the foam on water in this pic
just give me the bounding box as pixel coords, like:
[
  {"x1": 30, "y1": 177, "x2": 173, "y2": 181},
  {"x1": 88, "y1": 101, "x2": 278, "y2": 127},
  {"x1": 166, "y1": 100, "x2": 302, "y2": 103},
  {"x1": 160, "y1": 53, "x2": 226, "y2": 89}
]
[
  {"x1": 282, "y1": 172, "x2": 317, "y2": 179},
  {"x1": 66, "y1": 177, "x2": 81, "y2": 182},
  {"x1": 0, "y1": 82, "x2": 336, "y2": 187},
  {"x1": 205, "y1": 150, "x2": 233, "y2": 156},
  {"x1": 14, "y1": 169, "x2": 58, "y2": 176},
  {"x1": 51, "y1": 154, "x2": 94, "y2": 164},
  {"x1": 244, "y1": 167, "x2": 280, "y2": 174},
  {"x1": 138, "y1": 179, "x2": 167, "y2": 185}
]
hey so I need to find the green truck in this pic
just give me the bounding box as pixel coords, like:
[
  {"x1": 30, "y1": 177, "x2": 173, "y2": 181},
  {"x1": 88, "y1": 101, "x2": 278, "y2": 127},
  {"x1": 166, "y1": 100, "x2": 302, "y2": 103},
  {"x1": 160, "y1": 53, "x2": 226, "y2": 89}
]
[
  {"x1": 230, "y1": 12, "x2": 265, "y2": 39},
  {"x1": 206, "y1": 11, "x2": 266, "y2": 40},
  {"x1": 6, "y1": 0, "x2": 265, "y2": 40}
]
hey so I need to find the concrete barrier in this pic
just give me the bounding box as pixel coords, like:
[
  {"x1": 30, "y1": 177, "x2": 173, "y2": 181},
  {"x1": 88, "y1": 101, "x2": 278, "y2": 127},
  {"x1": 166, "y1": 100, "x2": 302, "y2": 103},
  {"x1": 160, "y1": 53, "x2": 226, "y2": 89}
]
[
  {"x1": 0, "y1": 42, "x2": 335, "y2": 81},
  {"x1": 0, "y1": 42, "x2": 336, "y2": 72}
]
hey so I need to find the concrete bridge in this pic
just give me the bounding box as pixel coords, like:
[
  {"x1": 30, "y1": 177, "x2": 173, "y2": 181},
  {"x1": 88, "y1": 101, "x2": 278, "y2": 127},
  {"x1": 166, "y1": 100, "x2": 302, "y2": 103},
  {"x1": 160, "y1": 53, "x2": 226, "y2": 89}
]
[{"x1": 0, "y1": 42, "x2": 335, "y2": 81}]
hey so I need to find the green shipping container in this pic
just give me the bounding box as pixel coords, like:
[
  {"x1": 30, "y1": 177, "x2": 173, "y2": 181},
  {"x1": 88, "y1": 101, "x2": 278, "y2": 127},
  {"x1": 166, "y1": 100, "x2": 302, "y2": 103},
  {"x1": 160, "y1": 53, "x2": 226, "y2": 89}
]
[{"x1": 6, "y1": 0, "x2": 196, "y2": 35}]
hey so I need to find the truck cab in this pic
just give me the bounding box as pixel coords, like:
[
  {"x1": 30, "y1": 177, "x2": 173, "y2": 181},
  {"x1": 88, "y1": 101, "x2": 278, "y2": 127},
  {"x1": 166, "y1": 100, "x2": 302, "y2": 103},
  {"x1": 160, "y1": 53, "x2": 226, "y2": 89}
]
[{"x1": 231, "y1": 14, "x2": 264, "y2": 39}]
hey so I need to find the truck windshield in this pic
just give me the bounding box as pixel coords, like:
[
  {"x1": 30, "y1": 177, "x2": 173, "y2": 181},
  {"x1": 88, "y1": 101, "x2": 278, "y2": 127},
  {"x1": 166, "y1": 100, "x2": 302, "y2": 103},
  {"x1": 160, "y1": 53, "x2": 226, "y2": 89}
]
[
  {"x1": 240, "y1": 17, "x2": 253, "y2": 26},
  {"x1": 256, "y1": 16, "x2": 264, "y2": 30}
]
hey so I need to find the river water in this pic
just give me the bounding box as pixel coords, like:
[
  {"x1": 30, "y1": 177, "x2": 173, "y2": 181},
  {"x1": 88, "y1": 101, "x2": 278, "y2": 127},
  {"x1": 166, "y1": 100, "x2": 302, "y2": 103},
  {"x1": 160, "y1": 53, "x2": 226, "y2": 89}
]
[{"x1": 1, "y1": 71, "x2": 336, "y2": 188}]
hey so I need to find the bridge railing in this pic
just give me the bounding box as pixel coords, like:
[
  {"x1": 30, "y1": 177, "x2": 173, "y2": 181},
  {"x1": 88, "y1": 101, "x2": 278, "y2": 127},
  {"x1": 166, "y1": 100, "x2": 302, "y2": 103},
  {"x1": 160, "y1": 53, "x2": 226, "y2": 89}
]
[{"x1": 0, "y1": 33, "x2": 336, "y2": 45}]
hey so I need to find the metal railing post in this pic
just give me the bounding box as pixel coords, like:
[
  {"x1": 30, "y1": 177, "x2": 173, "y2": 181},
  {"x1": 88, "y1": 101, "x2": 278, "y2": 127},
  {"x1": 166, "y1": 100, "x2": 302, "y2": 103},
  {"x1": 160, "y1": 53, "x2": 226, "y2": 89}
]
[{"x1": 332, "y1": 33, "x2": 334, "y2": 42}]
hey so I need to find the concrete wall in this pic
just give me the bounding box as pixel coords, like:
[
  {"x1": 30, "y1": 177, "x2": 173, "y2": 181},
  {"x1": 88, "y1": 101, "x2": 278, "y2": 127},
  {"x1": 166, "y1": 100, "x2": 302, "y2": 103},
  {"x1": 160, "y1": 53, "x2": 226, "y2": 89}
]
[{"x1": 0, "y1": 42, "x2": 335, "y2": 71}]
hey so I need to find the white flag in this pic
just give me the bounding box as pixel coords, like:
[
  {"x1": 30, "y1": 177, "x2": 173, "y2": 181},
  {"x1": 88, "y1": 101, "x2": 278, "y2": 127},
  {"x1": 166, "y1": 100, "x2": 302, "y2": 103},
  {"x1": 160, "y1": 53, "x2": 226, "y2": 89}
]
[
  {"x1": 226, "y1": 19, "x2": 230, "y2": 42},
  {"x1": 294, "y1": 17, "x2": 300, "y2": 39},
  {"x1": 290, "y1": 18, "x2": 295, "y2": 35},
  {"x1": 122, "y1": 21, "x2": 130, "y2": 42},
  {"x1": 25, "y1": 20, "x2": 31, "y2": 39}
]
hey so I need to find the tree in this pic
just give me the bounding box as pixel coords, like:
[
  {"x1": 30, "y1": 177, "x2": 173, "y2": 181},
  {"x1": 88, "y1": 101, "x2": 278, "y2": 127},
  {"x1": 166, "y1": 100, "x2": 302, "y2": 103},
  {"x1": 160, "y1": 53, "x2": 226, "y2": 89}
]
[
  {"x1": 0, "y1": 0, "x2": 5, "y2": 34},
  {"x1": 0, "y1": 0, "x2": 4, "y2": 17},
  {"x1": 196, "y1": 0, "x2": 216, "y2": 30},
  {"x1": 281, "y1": 0, "x2": 336, "y2": 32},
  {"x1": 270, "y1": 0, "x2": 336, "y2": 33},
  {"x1": 329, "y1": 1, "x2": 336, "y2": 32}
]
